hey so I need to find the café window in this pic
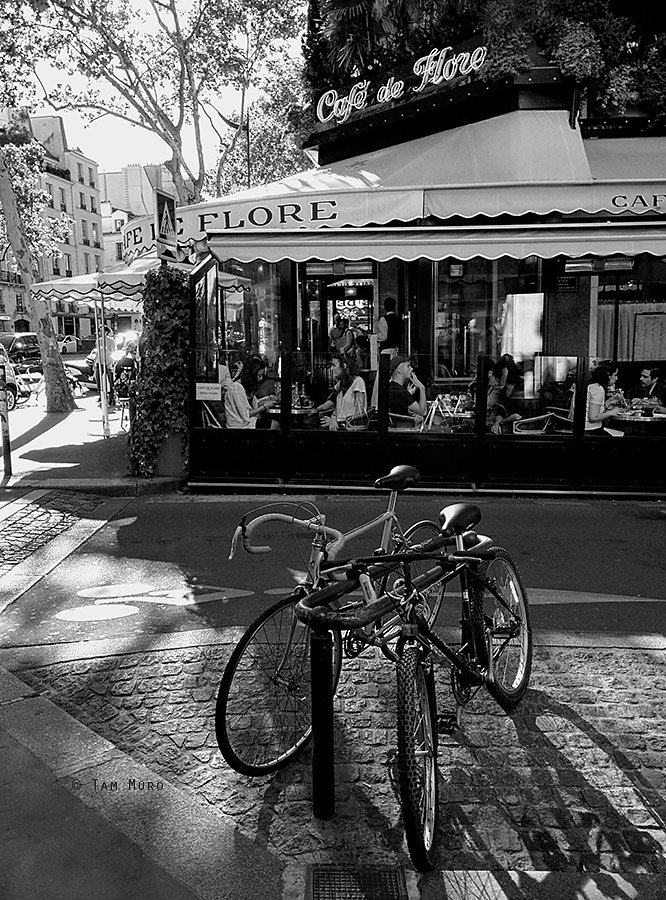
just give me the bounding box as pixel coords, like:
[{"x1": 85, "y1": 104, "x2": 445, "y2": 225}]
[
  {"x1": 594, "y1": 255, "x2": 666, "y2": 361},
  {"x1": 435, "y1": 257, "x2": 543, "y2": 380}
]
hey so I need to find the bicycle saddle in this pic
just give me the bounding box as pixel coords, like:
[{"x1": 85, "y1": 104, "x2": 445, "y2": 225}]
[
  {"x1": 374, "y1": 465, "x2": 420, "y2": 492},
  {"x1": 439, "y1": 503, "x2": 482, "y2": 536}
]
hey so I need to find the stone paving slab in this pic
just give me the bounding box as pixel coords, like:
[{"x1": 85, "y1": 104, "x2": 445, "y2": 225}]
[{"x1": 13, "y1": 633, "x2": 666, "y2": 892}]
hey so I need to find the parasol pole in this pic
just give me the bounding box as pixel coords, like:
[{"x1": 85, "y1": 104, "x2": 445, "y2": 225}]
[{"x1": 93, "y1": 290, "x2": 110, "y2": 438}]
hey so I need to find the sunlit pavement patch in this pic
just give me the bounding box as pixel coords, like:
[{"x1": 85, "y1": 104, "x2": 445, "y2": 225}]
[
  {"x1": 77, "y1": 583, "x2": 155, "y2": 599},
  {"x1": 55, "y1": 604, "x2": 140, "y2": 622},
  {"x1": 74, "y1": 582, "x2": 255, "y2": 608}
]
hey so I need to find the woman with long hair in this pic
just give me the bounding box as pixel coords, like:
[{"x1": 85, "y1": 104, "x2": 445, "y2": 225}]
[
  {"x1": 314, "y1": 354, "x2": 367, "y2": 430},
  {"x1": 570, "y1": 364, "x2": 623, "y2": 435}
]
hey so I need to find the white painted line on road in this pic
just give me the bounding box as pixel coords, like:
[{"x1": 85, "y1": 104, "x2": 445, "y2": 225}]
[{"x1": 528, "y1": 588, "x2": 665, "y2": 605}]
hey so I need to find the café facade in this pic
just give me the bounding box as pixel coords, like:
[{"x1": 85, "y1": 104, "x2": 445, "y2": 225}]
[{"x1": 128, "y1": 41, "x2": 666, "y2": 492}]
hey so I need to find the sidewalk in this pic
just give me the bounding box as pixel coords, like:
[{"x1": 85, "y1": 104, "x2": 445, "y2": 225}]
[{"x1": 1, "y1": 393, "x2": 182, "y2": 496}]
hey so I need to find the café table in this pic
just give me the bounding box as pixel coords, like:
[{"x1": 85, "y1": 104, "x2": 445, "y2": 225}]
[{"x1": 609, "y1": 411, "x2": 666, "y2": 436}]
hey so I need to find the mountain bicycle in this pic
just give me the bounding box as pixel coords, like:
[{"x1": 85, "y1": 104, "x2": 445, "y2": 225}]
[
  {"x1": 292, "y1": 505, "x2": 532, "y2": 871},
  {"x1": 215, "y1": 465, "x2": 446, "y2": 776}
]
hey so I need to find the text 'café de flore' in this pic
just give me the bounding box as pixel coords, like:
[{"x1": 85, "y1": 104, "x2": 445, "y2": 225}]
[{"x1": 124, "y1": 37, "x2": 666, "y2": 493}]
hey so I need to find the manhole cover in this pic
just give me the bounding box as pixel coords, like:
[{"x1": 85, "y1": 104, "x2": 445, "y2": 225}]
[{"x1": 307, "y1": 866, "x2": 408, "y2": 900}]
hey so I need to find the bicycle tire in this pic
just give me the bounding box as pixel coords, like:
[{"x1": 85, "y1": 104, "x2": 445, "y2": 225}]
[
  {"x1": 396, "y1": 645, "x2": 439, "y2": 872},
  {"x1": 469, "y1": 547, "x2": 532, "y2": 711},
  {"x1": 215, "y1": 593, "x2": 343, "y2": 776},
  {"x1": 5, "y1": 386, "x2": 16, "y2": 411}
]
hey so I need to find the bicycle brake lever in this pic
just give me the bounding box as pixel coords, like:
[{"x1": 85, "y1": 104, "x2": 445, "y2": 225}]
[{"x1": 228, "y1": 525, "x2": 242, "y2": 560}]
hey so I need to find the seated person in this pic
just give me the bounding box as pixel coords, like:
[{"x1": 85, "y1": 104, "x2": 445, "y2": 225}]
[
  {"x1": 631, "y1": 367, "x2": 666, "y2": 412},
  {"x1": 219, "y1": 361, "x2": 274, "y2": 429},
  {"x1": 570, "y1": 364, "x2": 623, "y2": 434},
  {"x1": 388, "y1": 357, "x2": 427, "y2": 422},
  {"x1": 314, "y1": 354, "x2": 367, "y2": 430}
]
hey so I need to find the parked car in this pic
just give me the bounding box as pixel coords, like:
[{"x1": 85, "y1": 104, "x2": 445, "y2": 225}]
[
  {"x1": 0, "y1": 331, "x2": 41, "y2": 364},
  {"x1": 57, "y1": 334, "x2": 79, "y2": 354},
  {"x1": 0, "y1": 345, "x2": 19, "y2": 410}
]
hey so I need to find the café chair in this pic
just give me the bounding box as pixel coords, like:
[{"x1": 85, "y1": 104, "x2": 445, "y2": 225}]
[{"x1": 512, "y1": 413, "x2": 552, "y2": 434}]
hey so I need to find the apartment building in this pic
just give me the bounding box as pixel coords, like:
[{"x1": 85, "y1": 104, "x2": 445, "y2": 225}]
[
  {"x1": 29, "y1": 115, "x2": 103, "y2": 338},
  {"x1": 101, "y1": 200, "x2": 132, "y2": 269}
]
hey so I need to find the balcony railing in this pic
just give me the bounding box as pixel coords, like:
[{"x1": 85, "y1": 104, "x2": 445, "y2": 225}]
[
  {"x1": 80, "y1": 202, "x2": 87, "y2": 210},
  {"x1": 0, "y1": 268, "x2": 21, "y2": 284},
  {"x1": 78, "y1": 176, "x2": 85, "y2": 183},
  {"x1": 82, "y1": 238, "x2": 90, "y2": 245},
  {"x1": 89, "y1": 180, "x2": 96, "y2": 188},
  {"x1": 52, "y1": 266, "x2": 61, "y2": 276}
]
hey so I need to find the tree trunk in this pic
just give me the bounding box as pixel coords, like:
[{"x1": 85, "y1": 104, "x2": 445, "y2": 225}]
[{"x1": 0, "y1": 147, "x2": 75, "y2": 413}]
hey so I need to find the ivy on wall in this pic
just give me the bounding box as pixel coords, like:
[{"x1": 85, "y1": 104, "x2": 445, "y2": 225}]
[{"x1": 128, "y1": 264, "x2": 190, "y2": 478}]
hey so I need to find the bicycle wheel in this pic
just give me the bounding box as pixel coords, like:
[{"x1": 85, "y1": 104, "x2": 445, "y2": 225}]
[
  {"x1": 396, "y1": 645, "x2": 439, "y2": 872},
  {"x1": 470, "y1": 547, "x2": 532, "y2": 710},
  {"x1": 215, "y1": 593, "x2": 343, "y2": 776}
]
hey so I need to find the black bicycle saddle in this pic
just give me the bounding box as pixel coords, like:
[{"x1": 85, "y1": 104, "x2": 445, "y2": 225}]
[
  {"x1": 439, "y1": 503, "x2": 482, "y2": 536},
  {"x1": 374, "y1": 465, "x2": 420, "y2": 492}
]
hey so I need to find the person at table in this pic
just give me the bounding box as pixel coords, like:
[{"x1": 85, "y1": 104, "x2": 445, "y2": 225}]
[
  {"x1": 388, "y1": 356, "x2": 427, "y2": 423},
  {"x1": 221, "y1": 358, "x2": 275, "y2": 429},
  {"x1": 570, "y1": 364, "x2": 623, "y2": 435},
  {"x1": 630, "y1": 367, "x2": 666, "y2": 411},
  {"x1": 314, "y1": 354, "x2": 367, "y2": 430}
]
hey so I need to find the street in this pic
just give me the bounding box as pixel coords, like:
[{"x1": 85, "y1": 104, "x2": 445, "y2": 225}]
[{"x1": 0, "y1": 489, "x2": 665, "y2": 899}]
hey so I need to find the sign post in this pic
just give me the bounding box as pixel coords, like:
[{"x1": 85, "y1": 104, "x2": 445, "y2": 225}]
[
  {"x1": 155, "y1": 189, "x2": 178, "y2": 262},
  {"x1": 0, "y1": 364, "x2": 12, "y2": 476}
]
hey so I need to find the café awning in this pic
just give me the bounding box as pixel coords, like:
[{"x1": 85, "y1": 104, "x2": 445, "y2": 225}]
[
  {"x1": 31, "y1": 255, "x2": 191, "y2": 310},
  {"x1": 207, "y1": 221, "x2": 666, "y2": 264}
]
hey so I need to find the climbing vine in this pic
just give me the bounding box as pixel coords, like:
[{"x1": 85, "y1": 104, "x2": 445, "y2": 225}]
[{"x1": 128, "y1": 264, "x2": 190, "y2": 478}]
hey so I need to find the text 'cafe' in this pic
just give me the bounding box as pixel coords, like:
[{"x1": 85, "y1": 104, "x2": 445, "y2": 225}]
[{"x1": 126, "y1": 36, "x2": 666, "y2": 493}]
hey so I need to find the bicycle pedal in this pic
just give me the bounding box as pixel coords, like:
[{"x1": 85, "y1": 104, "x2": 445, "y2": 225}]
[{"x1": 436, "y1": 714, "x2": 459, "y2": 734}]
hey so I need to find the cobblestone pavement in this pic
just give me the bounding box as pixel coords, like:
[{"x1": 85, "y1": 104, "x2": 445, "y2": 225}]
[
  {"x1": 16, "y1": 635, "x2": 666, "y2": 884},
  {"x1": 0, "y1": 490, "x2": 104, "y2": 575}
]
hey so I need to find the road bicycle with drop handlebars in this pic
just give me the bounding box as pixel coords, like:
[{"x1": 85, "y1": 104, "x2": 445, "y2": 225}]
[{"x1": 214, "y1": 465, "x2": 532, "y2": 871}]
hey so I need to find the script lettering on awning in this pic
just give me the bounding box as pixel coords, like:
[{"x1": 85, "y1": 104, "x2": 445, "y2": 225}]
[{"x1": 316, "y1": 42, "x2": 488, "y2": 125}]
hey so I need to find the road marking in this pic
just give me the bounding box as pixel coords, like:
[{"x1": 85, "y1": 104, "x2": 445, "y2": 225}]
[{"x1": 528, "y1": 588, "x2": 665, "y2": 605}]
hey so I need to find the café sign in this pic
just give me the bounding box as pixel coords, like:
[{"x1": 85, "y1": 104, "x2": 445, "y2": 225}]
[{"x1": 316, "y1": 43, "x2": 488, "y2": 125}]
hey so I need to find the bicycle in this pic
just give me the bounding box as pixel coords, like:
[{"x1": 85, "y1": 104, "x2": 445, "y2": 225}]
[
  {"x1": 292, "y1": 506, "x2": 532, "y2": 871},
  {"x1": 215, "y1": 465, "x2": 445, "y2": 776}
]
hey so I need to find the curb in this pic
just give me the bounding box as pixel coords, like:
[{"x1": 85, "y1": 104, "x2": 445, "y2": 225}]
[
  {"x1": 1, "y1": 476, "x2": 185, "y2": 497},
  {"x1": 0, "y1": 666, "x2": 283, "y2": 900}
]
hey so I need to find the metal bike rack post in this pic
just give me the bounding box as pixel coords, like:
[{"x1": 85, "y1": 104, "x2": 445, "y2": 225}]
[
  {"x1": 310, "y1": 625, "x2": 335, "y2": 819},
  {"x1": 0, "y1": 364, "x2": 11, "y2": 476}
]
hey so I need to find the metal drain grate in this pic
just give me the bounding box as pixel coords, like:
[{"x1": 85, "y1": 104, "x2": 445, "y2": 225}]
[{"x1": 307, "y1": 865, "x2": 408, "y2": 900}]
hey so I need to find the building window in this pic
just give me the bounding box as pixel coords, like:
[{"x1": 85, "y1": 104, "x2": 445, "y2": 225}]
[
  {"x1": 77, "y1": 163, "x2": 84, "y2": 183},
  {"x1": 79, "y1": 191, "x2": 87, "y2": 210},
  {"x1": 16, "y1": 294, "x2": 25, "y2": 312},
  {"x1": 115, "y1": 242, "x2": 123, "y2": 261},
  {"x1": 114, "y1": 218, "x2": 124, "y2": 232},
  {"x1": 88, "y1": 166, "x2": 95, "y2": 187},
  {"x1": 95, "y1": 256, "x2": 101, "y2": 272},
  {"x1": 52, "y1": 257, "x2": 61, "y2": 275},
  {"x1": 84, "y1": 253, "x2": 90, "y2": 274},
  {"x1": 90, "y1": 196, "x2": 97, "y2": 213},
  {"x1": 64, "y1": 253, "x2": 72, "y2": 276},
  {"x1": 81, "y1": 220, "x2": 89, "y2": 244},
  {"x1": 59, "y1": 187, "x2": 67, "y2": 211},
  {"x1": 91, "y1": 222, "x2": 99, "y2": 246},
  {"x1": 46, "y1": 184, "x2": 54, "y2": 207}
]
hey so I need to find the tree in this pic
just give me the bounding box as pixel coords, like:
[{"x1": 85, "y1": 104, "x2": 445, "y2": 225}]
[
  {"x1": 305, "y1": 0, "x2": 666, "y2": 122},
  {"x1": 208, "y1": 58, "x2": 312, "y2": 196},
  {"x1": 25, "y1": 0, "x2": 305, "y2": 204},
  {"x1": 0, "y1": 124, "x2": 76, "y2": 412}
]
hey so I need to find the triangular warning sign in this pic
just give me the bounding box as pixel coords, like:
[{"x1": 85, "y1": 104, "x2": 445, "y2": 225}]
[{"x1": 160, "y1": 203, "x2": 175, "y2": 239}]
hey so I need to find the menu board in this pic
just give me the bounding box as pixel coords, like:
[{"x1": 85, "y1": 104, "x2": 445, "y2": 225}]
[{"x1": 633, "y1": 314, "x2": 666, "y2": 359}]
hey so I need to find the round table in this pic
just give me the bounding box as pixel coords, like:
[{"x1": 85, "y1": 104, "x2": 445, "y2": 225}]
[{"x1": 610, "y1": 412, "x2": 666, "y2": 436}]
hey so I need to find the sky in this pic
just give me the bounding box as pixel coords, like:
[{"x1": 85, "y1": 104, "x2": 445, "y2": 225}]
[{"x1": 33, "y1": 105, "x2": 223, "y2": 174}]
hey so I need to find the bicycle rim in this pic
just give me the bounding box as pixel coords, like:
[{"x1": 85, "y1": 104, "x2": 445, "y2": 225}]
[
  {"x1": 471, "y1": 548, "x2": 532, "y2": 710},
  {"x1": 215, "y1": 594, "x2": 342, "y2": 776},
  {"x1": 396, "y1": 646, "x2": 439, "y2": 871}
]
